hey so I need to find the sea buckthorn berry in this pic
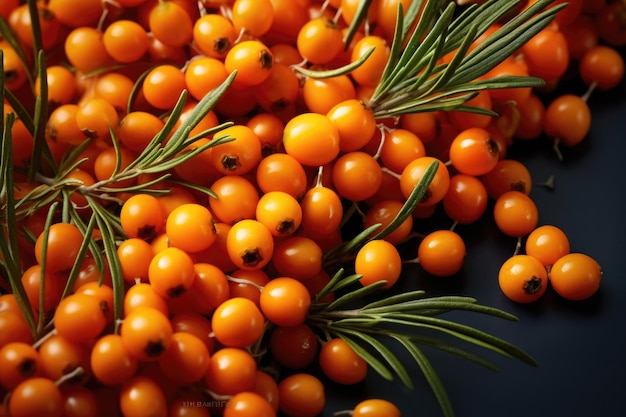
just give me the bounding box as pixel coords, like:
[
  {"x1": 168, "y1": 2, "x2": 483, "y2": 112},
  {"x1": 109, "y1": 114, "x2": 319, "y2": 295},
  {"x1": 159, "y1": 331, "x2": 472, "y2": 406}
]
[
  {"x1": 34, "y1": 222, "x2": 84, "y2": 273},
  {"x1": 227, "y1": 219, "x2": 275, "y2": 270},
  {"x1": 255, "y1": 153, "x2": 308, "y2": 199},
  {"x1": 205, "y1": 347, "x2": 258, "y2": 396},
  {"x1": 224, "y1": 40, "x2": 274, "y2": 87},
  {"x1": 46, "y1": 104, "x2": 84, "y2": 146},
  {"x1": 165, "y1": 203, "x2": 217, "y2": 253},
  {"x1": 211, "y1": 297, "x2": 265, "y2": 348},
  {"x1": 498, "y1": 254, "x2": 548, "y2": 303},
  {"x1": 283, "y1": 113, "x2": 341, "y2": 167},
  {"x1": 254, "y1": 63, "x2": 300, "y2": 114},
  {"x1": 443, "y1": 174, "x2": 489, "y2": 225},
  {"x1": 117, "y1": 237, "x2": 154, "y2": 283},
  {"x1": 278, "y1": 373, "x2": 326, "y2": 417},
  {"x1": 332, "y1": 151, "x2": 383, "y2": 202},
  {"x1": 210, "y1": 125, "x2": 263, "y2": 176},
  {"x1": 170, "y1": 312, "x2": 215, "y2": 354},
  {"x1": 525, "y1": 225, "x2": 570, "y2": 267},
  {"x1": 246, "y1": 112, "x2": 285, "y2": 155},
  {"x1": 118, "y1": 111, "x2": 165, "y2": 155},
  {"x1": 8, "y1": 377, "x2": 64, "y2": 417},
  {"x1": 0, "y1": 311, "x2": 33, "y2": 348},
  {"x1": 76, "y1": 98, "x2": 120, "y2": 141},
  {"x1": 579, "y1": 45, "x2": 625, "y2": 90},
  {"x1": 209, "y1": 175, "x2": 260, "y2": 225},
  {"x1": 120, "y1": 194, "x2": 166, "y2": 240},
  {"x1": 521, "y1": 25, "x2": 569, "y2": 80},
  {"x1": 327, "y1": 99, "x2": 377, "y2": 152},
  {"x1": 379, "y1": 128, "x2": 427, "y2": 174},
  {"x1": 417, "y1": 229, "x2": 466, "y2": 277},
  {"x1": 549, "y1": 253, "x2": 602, "y2": 301},
  {"x1": 102, "y1": 19, "x2": 150, "y2": 63},
  {"x1": 184, "y1": 56, "x2": 229, "y2": 102},
  {"x1": 231, "y1": 0, "x2": 275, "y2": 37},
  {"x1": 20, "y1": 265, "x2": 65, "y2": 314},
  {"x1": 544, "y1": 94, "x2": 592, "y2": 149},
  {"x1": 74, "y1": 281, "x2": 114, "y2": 325},
  {"x1": 260, "y1": 277, "x2": 312, "y2": 327},
  {"x1": 120, "y1": 306, "x2": 173, "y2": 362},
  {"x1": 228, "y1": 269, "x2": 270, "y2": 307},
  {"x1": 93, "y1": 146, "x2": 136, "y2": 189},
  {"x1": 350, "y1": 35, "x2": 390, "y2": 87},
  {"x1": 400, "y1": 156, "x2": 451, "y2": 206},
  {"x1": 90, "y1": 334, "x2": 139, "y2": 386},
  {"x1": 493, "y1": 191, "x2": 539, "y2": 237},
  {"x1": 252, "y1": 371, "x2": 280, "y2": 412},
  {"x1": 355, "y1": 239, "x2": 402, "y2": 289},
  {"x1": 0, "y1": 342, "x2": 43, "y2": 390},
  {"x1": 302, "y1": 75, "x2": 357, "y2": 115},
  {"x1": 1, "y1": 42, "x2": 28, "y2": 91},
  {"x1": 595, "y1": 1, "x2": 626, "y2": 47},
  {"x1": 183, "y1": 263, "x2": 230, "y2": 315},
  {"x1": 36, "y1": 65, "x2": 77, "y2": 106},
  {"x1": 93, "y1": 72, "x2": 134, "y2": 115},
  {"x1": 561, "y1": 17, "x2": 599, "y2": 60},
  {"x1": 8, "y1": 4, "x2": 62, "y2": 50},
  {"x1": 363, "y1": 200, "x2": 413, "y2": 245},
  {"x1": 124, "y1": 282, "x2": 169, "y2": 317},
  {"x1": 37, "y1": 334, "x2": 90, "y2": 384},
  {"x1": 48, "y1": 0, "x2": 102, "y2": 27},
  {"x1": 297, "y1": 17, "x2": 344, "y2": 64},
  {"x1": 481, "y1": 159, "x2": 533, "y2": 199},
  {"x1": 514, "y1": 93, "x2": 546, "y2": 141},
  {"x1": 119, "y1": 376, "x2": 168, "y2": 417},
  {"x1": 300, "y1": 186, "x2": 343, "y2": 239},
  {"x1": 224, "y1": 392, "x2": 276, "y2": 417},
  {"x1": 269, "y1": 324, "x2": 319, "y2": 370},
  {"x1": 148, "y1": 0, "x2": 193, "y2": 47},
  {"x1": 60, "y1": 385, "x2": 99, "y2": 417},
  {"x1": 158, "y1": 332, "x2": 211, "y2": 385},
  {"x1": 352, "y1": 399, "x2": 402, "y2": 417},
  {"x1": 319, "y1": 338, "x2": 368, "y2": 385},
  {"x1": 64, "y1": 26, "x2": 113, "y2": 73},
  {"x1": 449, "y1": 127, "x2": 500, "y2": 176},
  {"x1": 271, "y1": 236, "x2": 323, "y2": 281},
  {"x1": 142, "y1": 64, "x2": 187, "y2": 110},
  {"x1": 148, "y1": 247, "x2": 196, "y2": 299},
  {"x1": 53, "y1": 293, "x2": 108, "y2": 343},
  {"x1": 193, "y1": 13, "x2": 237, "y2": 59}
]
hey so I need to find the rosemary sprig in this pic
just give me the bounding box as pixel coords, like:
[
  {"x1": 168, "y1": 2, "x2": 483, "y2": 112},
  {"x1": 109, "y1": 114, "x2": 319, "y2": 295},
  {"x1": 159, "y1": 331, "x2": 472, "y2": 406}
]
[
  {"x1": 357, "y1": 0, "x2": 566, "y2": 119},
  {"x1": 1, "y1": 2, "x2": 561, "y2": 417},
  {"x1": 308, "y1": 286, "x2": 537, "y2": 417},
  {"x1": 0, "y1": 49, "x2": 239, "y2": 330}
]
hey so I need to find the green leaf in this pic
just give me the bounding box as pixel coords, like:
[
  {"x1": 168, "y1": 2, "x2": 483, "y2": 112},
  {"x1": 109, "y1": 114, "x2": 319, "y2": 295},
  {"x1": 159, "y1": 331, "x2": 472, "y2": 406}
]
[
  {"x1": 406, "y1": 333, "x2": 501, "y2": 372},
  {"x1": 331, "y1": 331, "x2": 395, "y2": 382},
  {"x1": 371, "y1": 160, "x2": 438, "y2": 241},
  {"x1": 322, "y1": 223, "x2": 381, "y2": 264},
  {"x1": 342, "y1": 0, "x2": 375, "y2": 49},
  {"x1": 394, "y1": 336, "x2": 455, "y2": 417},
  {"x1": 0, "y1": 112, "x2": 37, "y2": 335},
  {"x1": 291, "y1": 47, "x2": 375, "y2": 80},
  {"x1": 324, "y1": 280, "x2": 387, "y2": 311},
  {"x1": 361, "y1": 289, "x2": 428, "y2": 310},
  {"x1": 88, "y1": 197, "x2": 125, "y2": 324},
  {"x1": 0, "y1": 15, "x2": 35, "y2": 87}
]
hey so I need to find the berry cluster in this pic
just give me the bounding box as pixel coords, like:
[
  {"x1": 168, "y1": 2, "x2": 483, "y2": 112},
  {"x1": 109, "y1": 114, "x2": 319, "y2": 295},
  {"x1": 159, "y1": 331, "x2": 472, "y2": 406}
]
[{"x1": 1, "y1": 1, "x2": 624, "y2": 417}]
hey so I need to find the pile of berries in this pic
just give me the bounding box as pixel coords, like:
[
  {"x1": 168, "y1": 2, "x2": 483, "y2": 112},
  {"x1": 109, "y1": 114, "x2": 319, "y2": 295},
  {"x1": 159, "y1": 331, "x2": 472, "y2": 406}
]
[{"x1": 0, "y1": 0, "x2": 624, "y2": 416}]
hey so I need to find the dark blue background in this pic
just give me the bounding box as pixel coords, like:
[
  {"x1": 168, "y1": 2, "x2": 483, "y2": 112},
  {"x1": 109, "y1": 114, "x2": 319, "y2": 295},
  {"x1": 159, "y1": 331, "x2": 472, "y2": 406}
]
[{"x1": 321, "y1": 63, "x2": 626, "y2": 416}]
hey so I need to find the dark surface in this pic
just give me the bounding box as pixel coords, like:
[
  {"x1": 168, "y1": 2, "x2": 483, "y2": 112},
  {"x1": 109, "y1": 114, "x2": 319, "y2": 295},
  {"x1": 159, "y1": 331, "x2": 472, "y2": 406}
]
[{"x1": 322, "y1": 70, "x2": 626, "y2": 416}]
